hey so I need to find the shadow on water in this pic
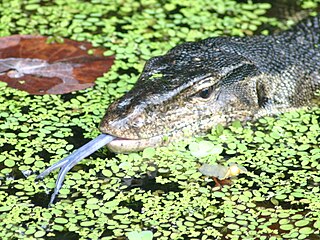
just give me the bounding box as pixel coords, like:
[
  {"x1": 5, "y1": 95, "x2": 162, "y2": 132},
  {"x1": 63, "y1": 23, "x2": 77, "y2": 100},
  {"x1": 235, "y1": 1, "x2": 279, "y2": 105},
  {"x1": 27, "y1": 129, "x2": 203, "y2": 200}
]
[{"x1": 46, "y1": 232, "x2": 80, "y2": 240}]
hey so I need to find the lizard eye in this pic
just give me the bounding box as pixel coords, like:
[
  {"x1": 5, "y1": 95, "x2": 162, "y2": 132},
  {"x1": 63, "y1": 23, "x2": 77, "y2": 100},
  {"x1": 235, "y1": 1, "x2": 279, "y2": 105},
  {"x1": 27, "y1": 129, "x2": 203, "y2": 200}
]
[{"x1": 198, "y1": 86, "x2": 214, "y2": 99}]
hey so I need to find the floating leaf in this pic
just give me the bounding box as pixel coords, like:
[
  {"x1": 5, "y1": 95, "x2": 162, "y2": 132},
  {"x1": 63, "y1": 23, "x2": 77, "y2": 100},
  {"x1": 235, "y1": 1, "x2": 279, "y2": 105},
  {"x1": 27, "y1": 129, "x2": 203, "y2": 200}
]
[
  {"x1": 0, "y1": 35, "x2": 114, "y2": 94},
  {"x1": 54, "y1": 217, "x2": 68, "y2": 224},
  {"x1": 127, "y1": 230, "x2": 153, "y2": 240},
  {"x1": 142, "y1": 147, "x2": 156, "y2": 159},
  {"x1": 189, "y1": 141, "x2": 223, "y2": 158},
  {"x1": 280, "y1": 224, "x2": 294, "y2": 231},
  {"x1": 295, "y1": 219, "x2": 310, "y2": 227},
  {"x1": 4, "y1": 159, "x2": 15, "y2": 167},
  {"x1": 34, "y1": 231, "x2": 46, "y2": 238}
]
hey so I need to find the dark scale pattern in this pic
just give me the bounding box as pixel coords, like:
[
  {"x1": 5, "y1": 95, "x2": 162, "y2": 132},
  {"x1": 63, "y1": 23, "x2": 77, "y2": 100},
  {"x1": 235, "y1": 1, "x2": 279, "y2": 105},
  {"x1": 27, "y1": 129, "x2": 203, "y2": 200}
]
[{"x1": 101, "y1": 15, "x2": 320, "y2": 153}]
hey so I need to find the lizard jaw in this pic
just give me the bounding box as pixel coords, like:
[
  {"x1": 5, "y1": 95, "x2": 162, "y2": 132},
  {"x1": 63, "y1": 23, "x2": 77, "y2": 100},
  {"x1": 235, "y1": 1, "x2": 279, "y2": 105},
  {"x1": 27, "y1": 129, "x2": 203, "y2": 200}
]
[{"x1": 106, "y1": 135, "x2": 164, "y2": 153}]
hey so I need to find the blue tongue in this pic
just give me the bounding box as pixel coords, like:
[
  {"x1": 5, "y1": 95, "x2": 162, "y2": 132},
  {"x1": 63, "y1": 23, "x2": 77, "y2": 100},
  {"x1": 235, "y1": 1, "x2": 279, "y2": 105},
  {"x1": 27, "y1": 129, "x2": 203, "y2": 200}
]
[{"x1": 36, "y1": 134, "x2": 115, "y2": 206}]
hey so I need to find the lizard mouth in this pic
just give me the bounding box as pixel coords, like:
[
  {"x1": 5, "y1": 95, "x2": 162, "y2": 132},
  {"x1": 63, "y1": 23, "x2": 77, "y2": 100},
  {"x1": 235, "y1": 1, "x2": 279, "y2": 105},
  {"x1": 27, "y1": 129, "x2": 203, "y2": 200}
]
[
  {"x1": 105, "y1": 119, "x2": 209, "y2": 153},
  {"x1": 106, "y1": 134, "x2": 165, "y2": 153}
]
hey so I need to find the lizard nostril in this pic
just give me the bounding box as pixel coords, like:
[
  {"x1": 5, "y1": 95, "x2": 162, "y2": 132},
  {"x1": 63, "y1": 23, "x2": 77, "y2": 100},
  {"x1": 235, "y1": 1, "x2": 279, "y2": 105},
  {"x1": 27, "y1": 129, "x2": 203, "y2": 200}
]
[{"x1": 130, "y1": 115, "x2": 145, "y2": 128}]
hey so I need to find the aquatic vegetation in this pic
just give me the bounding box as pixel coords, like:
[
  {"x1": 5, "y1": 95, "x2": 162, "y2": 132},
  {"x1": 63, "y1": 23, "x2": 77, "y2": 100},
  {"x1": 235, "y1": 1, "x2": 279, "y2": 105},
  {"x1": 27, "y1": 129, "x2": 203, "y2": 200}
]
[{"x1": 0, "y1": 0, "x2": 319, "y2": 239}]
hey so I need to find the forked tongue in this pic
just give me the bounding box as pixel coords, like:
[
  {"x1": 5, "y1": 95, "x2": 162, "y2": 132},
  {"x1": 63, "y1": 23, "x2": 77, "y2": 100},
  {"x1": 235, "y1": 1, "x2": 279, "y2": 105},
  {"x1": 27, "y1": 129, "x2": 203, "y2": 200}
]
[{"x1": 36, "y1": 134, "x2": 115, "y2": 206}]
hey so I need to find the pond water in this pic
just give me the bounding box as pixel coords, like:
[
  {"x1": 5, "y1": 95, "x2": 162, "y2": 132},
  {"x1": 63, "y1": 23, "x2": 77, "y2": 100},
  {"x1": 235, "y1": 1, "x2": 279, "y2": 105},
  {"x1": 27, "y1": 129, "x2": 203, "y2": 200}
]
[{"x1": 0, "y1": 0, "x2": 319, "y2": 239}]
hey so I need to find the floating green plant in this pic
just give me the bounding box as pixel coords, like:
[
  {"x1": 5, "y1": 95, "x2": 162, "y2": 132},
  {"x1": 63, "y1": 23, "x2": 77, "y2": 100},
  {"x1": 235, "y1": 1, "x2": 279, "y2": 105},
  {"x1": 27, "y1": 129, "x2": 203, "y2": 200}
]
[{"x1": 0, "y1": 0, "x2": 319, "y2": 239}]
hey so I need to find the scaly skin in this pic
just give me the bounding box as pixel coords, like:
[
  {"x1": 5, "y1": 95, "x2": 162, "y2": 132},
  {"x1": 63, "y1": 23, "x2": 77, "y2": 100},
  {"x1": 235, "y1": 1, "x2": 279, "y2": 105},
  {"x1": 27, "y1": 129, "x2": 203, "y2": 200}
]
[
  {"x1": 100, "y1": 15, "x2": 320, "y2": 153},
  {"x1": 38, "y1": 15, "x2": 320, "y2": 205}
]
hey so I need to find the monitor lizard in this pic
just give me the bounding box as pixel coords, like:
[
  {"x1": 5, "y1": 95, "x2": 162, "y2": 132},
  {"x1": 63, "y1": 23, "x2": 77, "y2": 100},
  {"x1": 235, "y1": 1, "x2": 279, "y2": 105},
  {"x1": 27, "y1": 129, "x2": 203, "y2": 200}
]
[{"x1": 37, "y1": 14, "x2": 320, "y2": 205}]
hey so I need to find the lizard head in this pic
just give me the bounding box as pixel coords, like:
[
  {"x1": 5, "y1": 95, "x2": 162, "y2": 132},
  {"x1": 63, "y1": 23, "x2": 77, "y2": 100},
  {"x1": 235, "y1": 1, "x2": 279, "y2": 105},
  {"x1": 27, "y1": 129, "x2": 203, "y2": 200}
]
[{"x1": 100, "y1": 38, "x2": 262, "y2": 152}]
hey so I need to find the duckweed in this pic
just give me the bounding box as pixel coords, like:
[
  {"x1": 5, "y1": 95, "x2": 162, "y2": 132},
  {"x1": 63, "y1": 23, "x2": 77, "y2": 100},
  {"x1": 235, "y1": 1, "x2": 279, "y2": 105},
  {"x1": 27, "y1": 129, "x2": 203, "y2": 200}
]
[{"x1": 0, "y1": 0, "x2": 320, "y2": 239}]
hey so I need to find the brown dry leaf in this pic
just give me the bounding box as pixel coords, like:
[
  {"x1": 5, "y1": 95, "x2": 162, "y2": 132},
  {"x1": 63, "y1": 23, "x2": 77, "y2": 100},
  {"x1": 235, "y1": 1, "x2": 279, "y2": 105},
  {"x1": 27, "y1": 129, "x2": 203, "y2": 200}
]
[{"x1": 0, "y1": 35, "x2": 114, "y2": 94}]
